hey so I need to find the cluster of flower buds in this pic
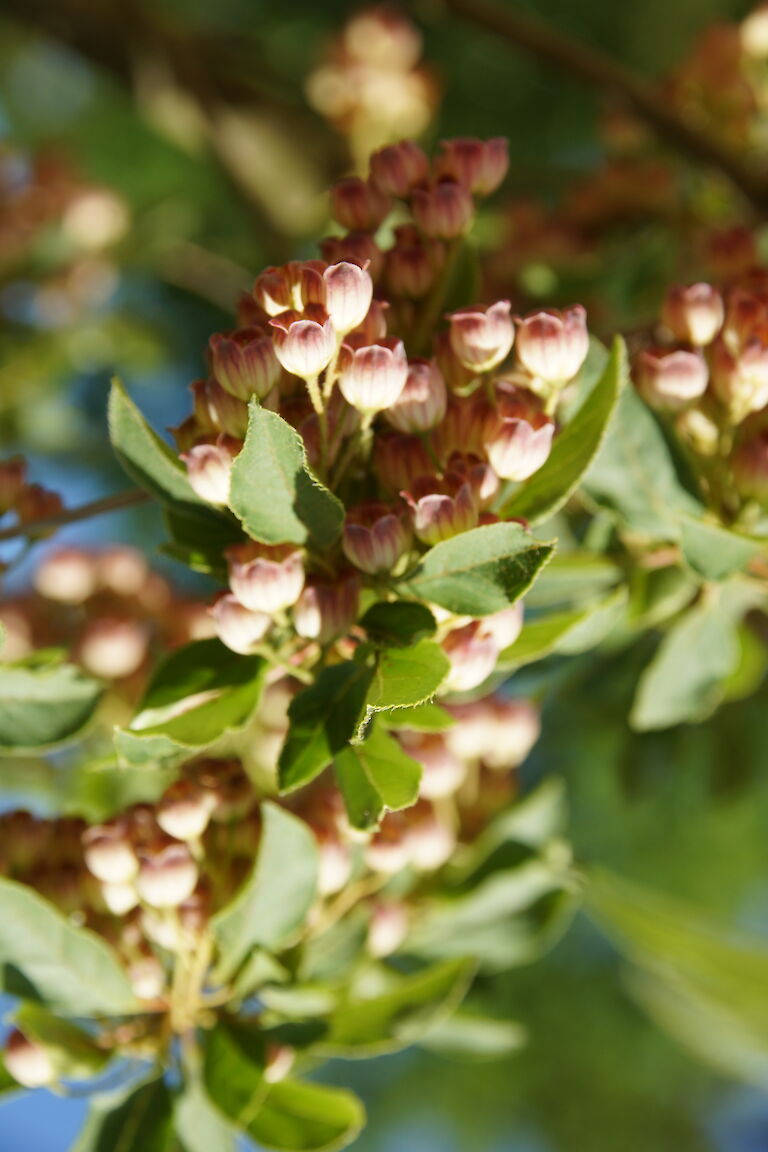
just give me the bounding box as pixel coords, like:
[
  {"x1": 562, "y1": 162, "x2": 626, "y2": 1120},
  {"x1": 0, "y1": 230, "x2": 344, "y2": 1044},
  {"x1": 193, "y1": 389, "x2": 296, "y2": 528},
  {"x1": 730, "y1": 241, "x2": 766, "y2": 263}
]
[
  {"x1": 0, "y1": 456, "x2": 63, "y2": 544},
  {"x1": 631, "y1": 271, "x2": 768, "y2": 514}
]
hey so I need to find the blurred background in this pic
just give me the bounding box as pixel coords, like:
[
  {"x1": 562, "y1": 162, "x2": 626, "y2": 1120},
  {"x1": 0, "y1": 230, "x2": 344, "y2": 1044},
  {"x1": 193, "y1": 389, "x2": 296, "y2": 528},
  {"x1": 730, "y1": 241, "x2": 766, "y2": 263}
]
[{"x1": 0, "y1": 0, "x2": 767, "y2": 1148}]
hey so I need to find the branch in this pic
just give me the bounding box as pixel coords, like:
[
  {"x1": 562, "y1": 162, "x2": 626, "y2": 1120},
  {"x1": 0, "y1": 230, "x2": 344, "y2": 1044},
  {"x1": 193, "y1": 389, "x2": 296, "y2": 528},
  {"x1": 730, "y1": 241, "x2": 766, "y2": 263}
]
[
  {"x1": 442, "y1": 0, "x2": 768, "y2": 215},
  {"x1": 0, "y1": 489, "x2": 150, "y2": 544}
]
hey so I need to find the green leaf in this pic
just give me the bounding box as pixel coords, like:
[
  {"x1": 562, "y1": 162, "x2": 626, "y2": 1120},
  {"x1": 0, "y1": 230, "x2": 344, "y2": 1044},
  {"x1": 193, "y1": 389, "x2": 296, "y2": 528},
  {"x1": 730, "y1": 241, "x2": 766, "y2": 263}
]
[
  {"x1": 13, "y1": 1004, "x2": 110, "y2": 1080},
  {"x1": 0, "y1": 1055, "x2": 19, "y2": 1097},
  {"x1": 420, "y1": 1011, "x2": 527, "y2": 1060},
  {"x1": 229, "y1": 402, "x2": 344, "y2": 549},
  {"x1": 523, "y1": 551, "x2": 623, "y2": 609},
  {"x1": 367, "y1": 639, "x2": 449, "y2": 712},
  {"x1": 630, "y1": 599, "x2": 740, "y2": 730},
  {"x1": 319, "y1": 958, "x2": 475, "y2": 1056},
  {"x1": 400, "y1": 522, "x2": 554, "y2": 617},
  {"x1": 204, "y1": 1021, "x2": 365, "y2": 1152},
  {"x1": 0, "y1": 656, "x2": 103, "y2": 752},
  {"x1": 116, "y1": 639, "x2": 266, "y2": 764},
  {"x1": 498, "y1": 590, "x2": 626, "y2": 667},
  {"x1": 335, "y1": 725, "x2": 422, "y2": 830},
  {"x1": 501, "y1": 336, "x2": 626, "y2": 524},
  {"x1": 211, "y1": 803, "x2": 318, "y2": 980},
  {"x1": 73, "y1": 1078, "x2": 174, "y2": 1152},
  {"x1": 379, "y1": 700, "x2": 455, "y2": 732},
  {"x1": 0, "y1": 877, "x2": 138, "y2": 1016},
  {"x1": 278, "y1": 661, "x2": 374, "y2": 793},
  {"x1": 359, "y1": 601, "x2": 437, "y2": 647},
  {"x1": 175, "y1": 1081, "x2": 238, "y2": 1152},
  {"x1": 585, "y1": 382, "x2": 701, "y2": 540},
  {"x1": 679, "y1": 515, "x2": 766, "y2": 582}
]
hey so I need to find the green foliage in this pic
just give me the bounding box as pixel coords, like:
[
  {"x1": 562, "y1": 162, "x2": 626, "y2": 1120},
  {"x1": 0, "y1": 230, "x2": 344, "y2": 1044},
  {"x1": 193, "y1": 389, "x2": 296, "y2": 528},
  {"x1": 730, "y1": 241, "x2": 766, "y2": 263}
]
[
  {"x1": 334, "y1": 725, "x2": 422, "y2": 829},
  {"x1": 359, "y1": 601, "x2": 437, "y2": 647},
  {"x1": 366, "y1": 639, "x2": 449, "y2": 712},
  {"x1": 0, "y1": 654, "x2": 103, "y2": 752},
  {"x1": 74, "y1": 1079, "x2": 175, "y2": 1152},
  {"x1": 12, "y1": 1004, "x2": 110, "y2": 1081},
  {"x1": 678, "y1": 515, "x2": 766, "y2": 581}
]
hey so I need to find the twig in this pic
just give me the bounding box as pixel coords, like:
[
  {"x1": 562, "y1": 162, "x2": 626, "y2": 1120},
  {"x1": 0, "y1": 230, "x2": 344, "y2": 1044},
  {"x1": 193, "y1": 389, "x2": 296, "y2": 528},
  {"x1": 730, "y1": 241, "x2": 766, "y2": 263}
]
[
  {"x1": 440, "y1": 0, "x2": 768, "y2": 215},
  {"x1": 0, "y1": 489, "x2": 150, "y2": 544}
]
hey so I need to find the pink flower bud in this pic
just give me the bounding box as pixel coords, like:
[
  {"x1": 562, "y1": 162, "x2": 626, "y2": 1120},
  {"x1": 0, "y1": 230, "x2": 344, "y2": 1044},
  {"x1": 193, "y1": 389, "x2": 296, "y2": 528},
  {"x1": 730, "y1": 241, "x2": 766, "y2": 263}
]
[
  {"x1": 294, "y1": 572, "x2": 360, "y2": 643},
  {"x1": 128, "y1": 955, "x2": 165, "y2": 1002},
  {"x1": 484, "y1": 390, "x2": 554, "y2": 480},
  {"x1": 330, "y1": 177, "x2": 392, "y2": 232},
  {"x1": 5, "y1": 1029, "x2": 56, "y2": 1088},
  {"x1": 209, "y1": 328, "x2": 280, "y2": 400},
  {"x1": 343, "y1": 502, "x2": 411, "y2": 574},
  {"x1": 351, "y1": 298, "x2": 389, "y2": 344},
  {"x1": 406, "y1": 806, "x2": 455, "y2": 871},
  {"x1": 367, "y1": 901, "x2": 408, "y2": 957},
  {"x1": 338, "y1": 338, "x2": 408, "y2": 413},
  {"x1": 662, "y1": 283, "x2": 724, "y2": 347},
  {"x1": 34, "y1": 548, "x2": 98, "y2": 604},
  {"x1": 182, "y1": 438, "x2": 237, "y2": 506},
  {"x1": 101, "y1": 881, "x2": 139, "y2": 915},
  {"x1": 483, "y1": 698, "x2": 540, "y2": 769},
  {"x1": 156, "y1": 779, "x2": 215, "y2": 841},
  {"x1": 441, "y1": 621, "x2": 498, "y2": 692},
  {"x1": 403, "y1": 473, "x2": 478, "y2": 545},
  {"x1": 401, "y1": 732, "x2": 466, "y2": 799},
  {"x1": 136, "y1": 842, "x2": 199, "y2": 909},
  {"x1": 411, "y1": 179, "x2": 474, "y2": 239},
  {"x1": 478, "y1": 602, "x2": 524, "y2": 649},
  {"x1": 236, "y1": 293, "x2": 269, "y2": 328},
  {"x1": 320, "y1": 233, "x2": 384, "y2": 282},
  {"x1": 82, "y1": 821, "x2": 138, "y2": 885},
  {"x1": 365, "y1": 816, "x2": 413, "y2": 874},
  {"x1": 227, "y1": 542, "x2": 305, "y2": 614},
  {"x1": 434, "y1": 330, "x2": 477, "y2": 392},
  {"x1": 516, "y1": 305, "x2": 589, "y2": 383},
  {"x1": 449, "y1": 300, "x2": 514, "y2": 373},
  {"x1": 194, "y1": 380, "x2": 250, "y2": 438},
  {"x1": 711, "y1": 339, "x2": 768, "y2": 421},
  {"x1": 269, "y1": 306, "x2": 336, "y2": 379},
  {"x1": 78, "y1": 617, "x2": 150, "y2": 680},
  {"x1": 316, "y1": 833, "x2": 353, "y2": 896},
  {"x1": 634, "y1": 348, "x2": 709, "y2": 411},
  {"x1": 385, "y1": 239, "x2": 436, "y2": 299},
  {"x1": 253, "y1": 261, "x2": 326, "y2": 315},
  {"x1": 432, "y1": 393, "x2": 492, "y2": 461},
  {"x1": 0, "y1": 455, "x2": 26, "y2": 513},
  {"x1": 732, "y1": 430, "x2": 768, "y2": 501},
  {"x1": 435, "y1": 137, "x2": 509, "y2": 195},
  {"x1": 323, "y1": 261, "x2": 373, "y2": 335},
  {"x1": 374, "y1": 432, "x2": 433, "y2": 494},
  {"x1": 385, "y1": 359, "x2": 447, "y2": 432},
  {"x1": 210, "y1": 593, "x2": 271, "y2": 654},
  {"x1": 96, "y1": 547, "x2": 149, "y2": 597},
  {"x1": 370, "y1": 140, "x2": 430, "y2": 197}
]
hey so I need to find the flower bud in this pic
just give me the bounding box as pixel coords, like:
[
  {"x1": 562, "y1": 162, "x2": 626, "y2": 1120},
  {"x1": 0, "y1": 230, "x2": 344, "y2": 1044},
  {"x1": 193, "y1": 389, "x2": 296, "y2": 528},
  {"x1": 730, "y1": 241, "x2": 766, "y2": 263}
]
[
  {"x1": 209, "y1": 328, "x2": 280, "y2": 401},
  {"x1": 367, "y1": 901, "x2": 408, "y2": 958},
  {"x1": 323, "y1": 261, "x2": 374, "y2": 335},
  {"x1": 478, "y1": 603, "x2": 524, "y2": 650},
  {"x1": 338, "y1": 338, "x2": 408, "y2": 413},
  {"x1": 294, "y1": 573, "x2": 360, "y2": 644},
  {"x1": 181, "y1": 437, "x2": 237, "y2": 506},
  {"x1": 403, "y1": 473, "x2": 478, "y2": 545},
  {"x1": 446, "y1": 451, "x2": 499, "y2": 509},
  {"x1": 101, "y1": 881, "x2": 139, "y2": 915},
  {"x1": 633, "y1": 348, "x2": 709, "y2": 411},
  {"x1": 316, "y1": 833, "x2": 353, "y2": 897},
  {"x1": 128, "y1": 955, "x2": 166, "y2": 1002},
  {"x1": 97, "y1": 547, "x2": 149, "y2": 597},
  {"x1": 662, "y1": 283, "x2": 724, "y2": 347},
  {"x1": 136, "y1": 842, "x2": 198, "y2": 909},
  {"x1": 435, "y1": 137, "x2": 509, "y2": 196},
  {"x1": 484, "y1": 391, "x2": 554, "y2": 480},
  {"x1": 156, "y1": 779, "x2": 215, "y2": 842},
  {"x1": 269, "y1": 306, "x2": 336, "y2": 379},
  {"x1": 407, "y1": 806, "x2": 455, "y2": 871},
  {"x1": 365, "y1": 816, "x2": 413, "y2": 874},
  {"x1": 515, "y1": 305, "x2": 589, "y2": 384},
  {"x1": 369, "y1": 140, "x2": 429, "y2": 197},
  {"x1": 330, "y1": 177, "x2": 392, "y2": 232},
  {"x1": 320, "y1": 233, "x2": 384, "y2": 282},
  {"x1": 385, "y1": 359, "x2": 446, "y2": 433},
  {"x1": 227, "y1": 543, "x2": 305, "y2": 614},
  {"x1": 78, "y1": 617, "x2": 150, "y2": 679},
  {"x1": 16, "y1": 485, "x2": 64, "y2": 534},
  {"x1": 194, "y1": 380, "x2": 250, "y2": 438},
  {"x1": 412, "y1": 179, "x2": 474, "y2": 239},
  {"x1": 0, "y1": 456, "x2": 26, "y2": 513},
  {"x1": 210, "y1": 593, "x2": 271, "y2": 655},
  {"x1": 351, "y1": 298, "x2": 389, "y2": 344},
  {"x1": 711, "y1": 339, "x2": 768, "y2": 422},
  {"x1": 82, "y1": 821, "x2": 138, "y2": 885},
  {"x1": 732, "y1": 430, "x2": 768, "y2": 502},
  {"x1": 402, "y1": 732, "x2": 466, "y2": 799},
  {"x1": 449, "y1": 300, "x2": 514, "y2": 373},
  {"x1": 386, "y1": 240, "x2": 436, "y2": 299},
  {"x1": 4, "y1": 1029, "x2": 56, "y2": 1088},
  {"x1": 343, "y1": 502, "x2": 411, "y2": 574},
  {"x1": 675, "y1": 405, "x2": 720, "y2": 456},
  {"x1": 441, "y1": 622, "x2": 498, "y2": 693},
  {"x1": 34, "y1": 548, "x2": 98, "y2": 604}
]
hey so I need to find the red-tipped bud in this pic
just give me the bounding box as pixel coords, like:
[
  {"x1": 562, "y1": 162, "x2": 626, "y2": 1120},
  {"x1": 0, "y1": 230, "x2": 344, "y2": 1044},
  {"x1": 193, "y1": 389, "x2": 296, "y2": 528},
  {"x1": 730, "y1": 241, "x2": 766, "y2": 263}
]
[
  {"x1": 343, "y1": 502, "x2": 411, "y2": 574},
  {"x1": 323, "y1": 261, "x2": 374, "y2": 335},
  {"x1": 253, "y1": 261, "x2": 326, "y2": 316},
  {"x1": 78, "y1": 617, "x2": 149, "y2": 680},
  {"x1": 316, "y1": 833, "x2": 353, "y2": 896},
  {"x1": 374, "y1": 433, "x2": 433, "y2": 495},
  {"x1": 403, "y1": 473, "x2": 478, "y2": 545},
  {"x1": 320, "y1": 233, "x2": 384, "y2": 281},
  {"x1": 367, "y1": 901, "x2": 408, "y2": 957},
  {"x1": 294, "y1": 573, "x2": 361, "y2": 643},
  {"x1": 634, "y1": 348, "x2": 709, "y2": 411},
  {"x1": 662, "y1": 283, "x2": 724, "y2": 347},
  {"x1": 194, "y1": 380, "x2": 250, "y2": 438},
  {"x1": 411, "y1": 179, "x2": 474, "y2": 239},
  {"x1": 96, "y1": 547, "x2": 149, "y2": 597},
  {"x1": 210, "y1": 593, "x2": 271, "y2": 655},
  {"x1": 435, "y1": 137, "x2": 509, "y2": 195},
  {"x1": 370, "y1": 140, "x2": 430, "y2": 197},
  {"x1": 128, "y1": 955, "x2": 166, "y2": 1002},
  {"x1": 515, "y1": 305, "x2": 589, "y2": 384},
  {"x1": 82, "y1": 821, "x2": 138, "y2": 885},
  {"x1": 338, "y1": 338, "x2": 408, "y2": 413},
  {"x1": 434, "y1": 330, "x2": 477, "y2": 392},
  {"x1": 227, "y1": 543, "x2": 305, "y2": 614},
  {"x1": 407, "y1": 805, "x2": 455, "y2": 871},
  {"x1": 34, "y1": 548, "x2": 97, "y2": 604},
  {"x1": 449, "y1": 300, "x2": 514, "y2": 373},
  {"x1": 156, "y1": 779, "x2": 216, "y2": 841},
  {"x1": 351, "y1": 298, "x2": 389, "y2": 344},
  {"x1": 181, "y1": 437, "x2": 238, "y2": 506},
  {"x1": 385, "y1": 359, "x2": 446, "y2": 433},
  {"x1": 269, "y1": 307, "x2": 336, "y2": 379},
  {"x1": 0, "y1": 456, "x2": 26, "y2": 514},
  {"x1": 136, "y1": 842, "x2": 198, "y2": 909},
  {"x1": 209, "y1": 328, "x2": 280, "y2": 401},
  {"x1": 448, "y1": 697, "x2": 540, "y2": 768},
  {"x1": 441, "y1": 621, "x2": 498, "y2": 692},
  {"x1": 401, "y1": 732, "x2": 466, "y2": 799},
  {"x1": 330, "y1": 177, "x2": 392, "y2": 232},
  {"x1": 479, "y1": 603, "x2": 524, "y2": 649},
  {"x1": 711, "y1": 339, "x2": 768, "y2": 422},
  {"x1": 386, "y1": 239, "x2": 436, "y2": 298},
  {"x1": 484, "y1": 390, "x2": 554, "y2": 480},
  {"x1": 732, "y1": 430, "x2": 768, "y2": 501},
  {"x1": 101, "y1": 881, "x2": 139, "y2": 916},
  {"x1": 4, "y1": 1029, "x2": 56, "y2": 1088},
  {"x1": 16, "y1": 485, "x2": 63, "y2": 533}
]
